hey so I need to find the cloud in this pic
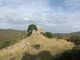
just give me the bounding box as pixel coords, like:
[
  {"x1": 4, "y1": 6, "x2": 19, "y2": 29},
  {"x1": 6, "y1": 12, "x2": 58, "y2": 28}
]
[
  {"x1": 0, "y1": 0, "x2": 80, "y2": 33},
  {"x1": 65, "y1": 0, "x2": 80, "y2": 5},
  {"x1": 65, "y1": 0, "x2": 80, "y2": 11},
  {"x1": 0, "y1": 0, "x2": 50, "y2": 22}
]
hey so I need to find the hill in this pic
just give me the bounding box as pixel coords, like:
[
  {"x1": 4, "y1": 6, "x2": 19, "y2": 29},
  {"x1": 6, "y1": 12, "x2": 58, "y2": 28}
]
[
  {"x1": 0, "y1": 29, "x2": 27, "y2": 40},
  {"x1": 70, "y1": 31, "x2": 80, "y2": 36},
  {"x1": 0, "y1": 30, "x2": 75, "y2": 60},
  {"x1": 54, "y1": 31, "x2": 80, "y2": 38},
  {"x1": 0, "y1": 29, "x2": 27, "y2": 49},
  {"x1": 54, "y1": 31, "x2": 80, "y2": 45}
]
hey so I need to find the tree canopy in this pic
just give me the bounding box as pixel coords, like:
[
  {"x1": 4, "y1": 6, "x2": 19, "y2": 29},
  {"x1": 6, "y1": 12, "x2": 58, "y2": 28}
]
[
  {"x1": 27, "y1": 24, "x2": 37, "y2": 36},
  {"x1": 44, "y1": 32, "x2": 53, "y2": 39}
]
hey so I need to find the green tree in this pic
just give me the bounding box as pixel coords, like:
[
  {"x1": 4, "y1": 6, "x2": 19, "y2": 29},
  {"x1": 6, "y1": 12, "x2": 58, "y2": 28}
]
[
  {"x1": 44, "y1": 32, "x2": 53, "y2": 39},
  {"x1": 27, "y1": 24, "x2": 37, "y2": 36}
]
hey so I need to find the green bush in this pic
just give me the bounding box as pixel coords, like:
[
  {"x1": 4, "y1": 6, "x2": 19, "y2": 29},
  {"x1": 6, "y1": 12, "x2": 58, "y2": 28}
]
[
  {"x1": 27, "y1": 24, "x2": 37, "y2": 36},
  {"x1": 0, "y1": 41, "x2": 10, "y2": 49},
  {"x1": 32, "y1": 44, "x2": 40, "y2": 50},
  {"x1": 44, "y1": 32, "x2": 53, "y2": 39}
]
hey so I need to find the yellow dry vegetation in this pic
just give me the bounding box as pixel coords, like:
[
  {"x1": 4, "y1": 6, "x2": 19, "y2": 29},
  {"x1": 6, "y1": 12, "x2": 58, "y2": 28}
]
[{"x1": 0, "y1": 30, "x2": 75, "y2": 60}]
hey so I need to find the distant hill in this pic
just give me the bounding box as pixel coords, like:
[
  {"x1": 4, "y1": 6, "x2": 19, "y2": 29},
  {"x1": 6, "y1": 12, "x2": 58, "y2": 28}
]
[
  {"x1": 0, "y1": 29, "x2": 27, "y2": 49},
  {"x1": 0, "y1": 29, "x2": 80, "y2": 41},
  {"x1": 54, "y1": 31, "x2": 80, "y2": 38},
  {"x1": 0, "y1": 29, "x2": 27, "y2": 40},
  {"x1": 70, "y1": 31, "x2": 80, "y2": 36}
]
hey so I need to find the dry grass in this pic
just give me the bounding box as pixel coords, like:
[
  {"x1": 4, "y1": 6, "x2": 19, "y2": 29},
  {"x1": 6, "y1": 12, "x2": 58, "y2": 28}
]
[{"x1": 0, "y1": 31, "x2": 75, "y2": 60}]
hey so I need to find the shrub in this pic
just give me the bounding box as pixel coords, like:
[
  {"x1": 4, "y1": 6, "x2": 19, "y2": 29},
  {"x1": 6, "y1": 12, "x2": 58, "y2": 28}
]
[
  {"x1": 44, "y1": 32, "x2": 53, "y2": 39},
  {"x1": 38, "y1": 50, "x2": 54, "y2": 60},
  {"x1": 69, "y1": 35, "x2": 80, "y2": 45},
  {"x1": 27, "y1": 24, "x2": 37, "y2": 36},
  {"x1": 21, "y1": 52, "x2": 36, "y2": 60},
  {"x1": 32, "y1": 44, "x2": 40, "y2": 50},
  {"x1": 56, "y1": 47, "x2": 80, "y2": 60},
  {"x1": 0, "y1": 41, "x2": 10, "y2": 49},
  {"x1": 22, "y1": 51, "x2": 54, "y2": 60}
]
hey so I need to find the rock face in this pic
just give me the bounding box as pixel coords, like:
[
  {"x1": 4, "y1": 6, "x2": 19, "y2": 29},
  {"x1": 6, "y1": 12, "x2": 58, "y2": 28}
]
[{"x1": 0, "y1": 30, "x2": 75, "y2": 60}]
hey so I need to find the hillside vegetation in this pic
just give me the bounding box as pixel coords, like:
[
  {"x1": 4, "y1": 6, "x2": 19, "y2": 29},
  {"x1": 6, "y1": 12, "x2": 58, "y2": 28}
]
[
  {"x1": 54, "y1": 32, "x2": 80, "y2": 45},
  {"x1": 0, "y1": 29, "x2": 27, "y2": 49},
  {"x1": 0, "y1": 30, "x2": 74, "y2": 60}
]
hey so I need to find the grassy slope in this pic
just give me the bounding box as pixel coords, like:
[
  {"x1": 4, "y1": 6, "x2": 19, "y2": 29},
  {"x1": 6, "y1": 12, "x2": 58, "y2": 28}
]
[
  {"x1": 0, "y1": 31, "x2": 75, "y2": 60},
  {"x1": 54, "y1": 31, "x2": 80, "y2": 38},
  {"x1": 0, "y1": 29, "x2": 27, "y2": 49}
]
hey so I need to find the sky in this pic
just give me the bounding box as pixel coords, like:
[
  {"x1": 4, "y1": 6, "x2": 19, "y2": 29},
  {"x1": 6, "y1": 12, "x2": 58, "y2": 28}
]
[{"x1": 0, "y1": 0, "x2": 80, "y2": 33}]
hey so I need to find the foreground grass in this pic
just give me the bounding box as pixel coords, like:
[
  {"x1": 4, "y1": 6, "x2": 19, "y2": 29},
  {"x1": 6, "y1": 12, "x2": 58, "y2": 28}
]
[{"x1": 21, "y1": 46, "x2": 80, "y2": 60}]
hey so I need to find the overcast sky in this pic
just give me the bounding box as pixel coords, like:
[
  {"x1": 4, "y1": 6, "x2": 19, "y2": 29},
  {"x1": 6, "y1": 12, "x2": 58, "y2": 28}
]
[{"x1": 0, "y1": 0, "x2": 80, "y2": 33}]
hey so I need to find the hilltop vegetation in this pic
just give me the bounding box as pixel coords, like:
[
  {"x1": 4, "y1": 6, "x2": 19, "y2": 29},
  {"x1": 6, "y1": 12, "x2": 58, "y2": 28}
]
[{"x1": 27, "y1": 24, "x2": 37, "y2": 36}]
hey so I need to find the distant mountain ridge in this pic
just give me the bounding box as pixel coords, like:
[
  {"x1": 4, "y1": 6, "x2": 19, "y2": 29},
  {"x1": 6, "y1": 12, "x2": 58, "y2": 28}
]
[
  {"x1": 0, "y1": 29, "x2": 27, "y2": 40},
  {"x1": 0, "y1": 29, "x2": 80, "y2": 41},
  {"x1": 0, "y1": 29, "x2": 27, "y2": 49}
]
